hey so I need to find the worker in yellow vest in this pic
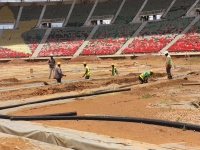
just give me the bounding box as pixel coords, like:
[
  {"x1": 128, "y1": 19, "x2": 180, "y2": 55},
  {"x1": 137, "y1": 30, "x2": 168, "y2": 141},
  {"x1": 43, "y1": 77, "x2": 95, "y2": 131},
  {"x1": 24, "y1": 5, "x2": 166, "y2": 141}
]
[
  {"x1": 82, "y1": 62, "x2": 90, "y2": 79},
  {"x1": 139, "y1": 70, "x2": 154, "y2": 84},
  {"x1": 165, "y1": 51, "x2": 173, "y2": 79},
  {"x1": 110, "y1": 63, "x2": 118, "y2": 76}
]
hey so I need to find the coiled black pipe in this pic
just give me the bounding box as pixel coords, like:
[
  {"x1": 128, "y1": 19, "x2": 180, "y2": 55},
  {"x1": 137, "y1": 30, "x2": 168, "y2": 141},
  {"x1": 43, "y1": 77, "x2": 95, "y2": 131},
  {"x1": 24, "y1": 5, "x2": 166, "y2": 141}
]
[
  {"x1": 0, "y1": 112, "x2": 77, "y2": 119},
  {"x1": 10, "y1": 115, "x2": 200, "y2": 131},
  {"x1": 0, "y1": 88, "x2": 131, "y2": 110}
]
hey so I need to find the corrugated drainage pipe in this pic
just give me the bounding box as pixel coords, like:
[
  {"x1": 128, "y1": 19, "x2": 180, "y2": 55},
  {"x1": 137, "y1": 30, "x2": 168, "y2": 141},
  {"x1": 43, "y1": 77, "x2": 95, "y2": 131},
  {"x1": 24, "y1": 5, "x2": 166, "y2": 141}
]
[
  {"x1": 10, "y1": 116, "x2": 200, "y2": 131},
  {"x1": 0, "y1": 88, "x2": 131, "y2": 110}
]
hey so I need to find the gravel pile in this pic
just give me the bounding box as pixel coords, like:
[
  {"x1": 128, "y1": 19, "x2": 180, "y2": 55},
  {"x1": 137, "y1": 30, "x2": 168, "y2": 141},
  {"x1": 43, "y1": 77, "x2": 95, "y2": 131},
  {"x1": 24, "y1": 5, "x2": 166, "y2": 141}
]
[{"x1": 156, "y1": 109, "x2": 200, "y2": 125}]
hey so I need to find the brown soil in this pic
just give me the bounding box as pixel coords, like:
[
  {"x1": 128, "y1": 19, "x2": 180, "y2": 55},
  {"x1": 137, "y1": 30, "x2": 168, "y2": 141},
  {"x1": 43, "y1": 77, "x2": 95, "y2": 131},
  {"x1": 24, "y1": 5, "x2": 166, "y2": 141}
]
[
  {"x1": 13, "y1": 78, "x2": 200, "y2": 148},
  {"x1": 126, "y1": 72, "x2": 166, "y2": 78},
  {"x1": 101, "y1": 58, "x2": 115, "y2": 61},
  {"x1": 135, "y1": 54, "x2": 165, "y2": 61},
  {"x1": 102, "y1": 77, "x2": 138, "y2": 86},
  {"x1": 0, "y1": 76, "x2": 139, "y2": 101},
  {"x1": 69, "y1": 56, "x2": 102, "y2": 63},
  {"x1": 126, "y1": 73, "x2": 140, "y2": 76},
  {"x1": 3, "y1": 56, "x2": 200, "y2": 148},
  {"x1": 153, "y1": 73, "x2": 166, "y2": 78},
  {"x1": 0, "y1": 78, "x2": 19, "y2": 83},
  {"x1": 54, "y1": 58, "x2": 67, "y2": 64},
  {"x1": 0, "y1": 137, "x2": 33, "y2": 150},
  {"x1": 128, "y1": 79, "x2": 187, "y2": 97},
  {"x1": 0, "y1": 79, "x2": 53, "y2": 87},
  {"x1": 7, "y1": 58, "x2": 27, "y2": 65},
  {"x1": 36, "y1": 58, "x2": 67, "y2": 66},
  {"x1": 177, "y1": 67, "x2": 190, "y2": 73}
]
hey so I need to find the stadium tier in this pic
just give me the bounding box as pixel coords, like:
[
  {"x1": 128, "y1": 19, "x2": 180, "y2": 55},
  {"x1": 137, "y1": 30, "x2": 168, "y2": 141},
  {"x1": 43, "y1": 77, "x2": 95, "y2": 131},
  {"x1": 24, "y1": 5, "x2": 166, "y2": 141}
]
[
  {"x1": 38, "y1": 27, "x2": 93, "y2": 57},
  {"x1": 43, "y1": 4, "x2": 71, "y2": 19},
  {"x1": 67, "y1": 2, "x2": 94, "y2": 27},
  {"x1": 0, "y1": 6, "x2": 15, "y2": 21},
  {"x1": 168, "y1": 20, "x2": 200, "y2": 52},
  {"x1": 92, "y1": 0, "x2": 121, "y2": 17},
  {"x1": 123, "y1": 17, "x2": 194, "y2": 54},
  {"x1": 142, "y1": 0, "x2": 173, "y2": 12},
  {"x1": 114, "y1": 0, "x2": 145, "y2": 24},
  {"x1": 0, "y1": 6, "x2": 41, "y2": 58},
  {"x1": 0, "y1": 48, "x2": 28, "y2": 58},
  {"x1": 21, "y1": 29, "x2": 46, "y2": 54},
  {"x1": 8, "y1": 6, "x2": 19, "y2": 20},
  {"x1": 20, "y1": 6, "x2": 43, "y2": 21},
  {"x1": 0, "y1": 0, "x2": 200, "y2": 58},
  {"x1": 0, "y1": 20, "x2": 38, "y2": 57},
  {"x1": 81, "y1": 24, "x2": 141, "y2": 55},
  {"x1": 165, "y1": 0, "x2": 196, "y2": 19}
]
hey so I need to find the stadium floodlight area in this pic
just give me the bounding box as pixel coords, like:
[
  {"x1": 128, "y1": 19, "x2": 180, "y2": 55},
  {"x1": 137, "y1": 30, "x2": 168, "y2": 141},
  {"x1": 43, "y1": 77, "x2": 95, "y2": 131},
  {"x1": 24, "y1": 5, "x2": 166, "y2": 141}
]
[
  {"x1": 148, "y1": 15, "x2": 162, "y2": 21},
  {"x1": 91, "y1": 20, "x2": 111, "y2": 25},
  {"x1": 51, "y1": 23, "x2": 62, "y2": 28},
  {"x1": 0, "y1": 23, "x2": 14, "y2": 29},
  {"x1": 40, "y1": 18, "x2": 64, "y2": 28},
  {"x1": 86, "y1": 15, "x2": 113, "y2": 26},
  {"x1": 136, "y1": 9, "x2": 164, "y2": 22},
  {"x1": 39, "y1": 23, "x2": 63, "y2": 28}
]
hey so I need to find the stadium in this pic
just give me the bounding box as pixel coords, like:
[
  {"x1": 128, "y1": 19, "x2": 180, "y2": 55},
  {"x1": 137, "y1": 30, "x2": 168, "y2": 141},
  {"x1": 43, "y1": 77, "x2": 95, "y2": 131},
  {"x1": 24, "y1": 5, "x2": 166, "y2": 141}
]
[{"x1": 0, "y1": 0, "x2": 200, "y2": 149}]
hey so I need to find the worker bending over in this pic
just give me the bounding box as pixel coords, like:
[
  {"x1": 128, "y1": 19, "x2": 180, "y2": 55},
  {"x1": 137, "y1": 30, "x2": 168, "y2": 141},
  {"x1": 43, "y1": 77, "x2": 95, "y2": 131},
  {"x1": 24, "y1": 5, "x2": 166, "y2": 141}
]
[
  {"x1": 82, "y1": 62, "x2": 90, "y2": 79},
  {"x1": 110, "y1": 63, "x2": 118, "y2": 76},
  {"x1": 139, "y1": 70, "x2": 153, "y2": 84},
  {"x1": 54, "y1": 62, "x2": 66, "y2": 84}
]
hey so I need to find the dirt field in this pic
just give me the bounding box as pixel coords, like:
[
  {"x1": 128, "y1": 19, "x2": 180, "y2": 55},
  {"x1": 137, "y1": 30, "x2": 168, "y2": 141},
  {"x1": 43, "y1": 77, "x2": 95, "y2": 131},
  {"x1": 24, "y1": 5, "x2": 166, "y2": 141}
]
[
  {"x1": 1, "y1": 55, "x2": 200, "y2": 148},
  {"x1": 0, "y1": 136, "x2": 35, "y2": 150}
]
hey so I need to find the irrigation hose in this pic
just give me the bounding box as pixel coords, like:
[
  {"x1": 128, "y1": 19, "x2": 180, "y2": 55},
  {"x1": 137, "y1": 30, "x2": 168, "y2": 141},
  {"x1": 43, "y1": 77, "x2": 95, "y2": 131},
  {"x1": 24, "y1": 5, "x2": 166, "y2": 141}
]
[
  {"x1": 10, "y1": 115, "x2": 200, "y2": 131},
  {"x1": 0, "y1": 112, "x2": 77, "y2": 119},
  {"x1": 0, "y1": 88, "x2": 131, "y2": 110}
]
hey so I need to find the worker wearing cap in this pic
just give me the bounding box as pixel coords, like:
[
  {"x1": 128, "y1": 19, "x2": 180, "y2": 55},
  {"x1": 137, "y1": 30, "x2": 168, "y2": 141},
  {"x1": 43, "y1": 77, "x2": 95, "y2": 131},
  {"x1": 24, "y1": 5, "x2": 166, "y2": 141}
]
[
  {"x1": 110, "y1": 63, "x2": 118, "y2": 76},
  {"x1": 139, "y1": 70, "x2": 154, "y2": 84},
  {"x1": 165, "y1": 51, "x2": 173, "y2": 79},
  {"x1": 82, "y1": 62, "x2": 90, "y2": 79},
  {"x1": 48, "y1": 54, "x2": 56, "y2": 79},
  {"x1": 54, "y1": 62, "x2": 66, "y2": 84}
]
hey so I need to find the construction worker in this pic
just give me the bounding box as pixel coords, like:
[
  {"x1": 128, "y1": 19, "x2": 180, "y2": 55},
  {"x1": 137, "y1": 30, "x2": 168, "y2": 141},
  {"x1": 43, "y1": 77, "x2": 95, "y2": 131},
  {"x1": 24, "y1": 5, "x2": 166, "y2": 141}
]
[
  {"x1": 139, "y1": 70, "x2": 154, "y2": 84},
  {"x1": 48, "y1": 54, "x2": 56, "y2": 79},
  {"x1": 165, "y1": 51, "x2": 173, "y2": 79},
  {"x1": 54, "y1": 62, "x2": 66, "y2": 84},
  {"x1": 82, "y1": 62, "x2": 90, "y2": 79},
  {"x1": 110, "y1": 63, "x2": 118, "y2": 76}
]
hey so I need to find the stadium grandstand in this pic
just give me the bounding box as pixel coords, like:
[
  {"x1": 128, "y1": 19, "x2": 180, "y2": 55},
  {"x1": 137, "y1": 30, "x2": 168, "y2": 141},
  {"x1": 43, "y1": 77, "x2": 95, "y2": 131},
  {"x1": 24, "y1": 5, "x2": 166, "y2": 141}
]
[{"x1": 0, "y1": 0, "x2": 200, "y2": 59}]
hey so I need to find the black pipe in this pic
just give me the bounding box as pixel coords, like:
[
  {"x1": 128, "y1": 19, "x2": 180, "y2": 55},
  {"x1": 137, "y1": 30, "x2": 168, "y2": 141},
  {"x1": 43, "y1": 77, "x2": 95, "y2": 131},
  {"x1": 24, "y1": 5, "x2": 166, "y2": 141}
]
[
  {"x1": 10, "y1": 115, "x2": 200, "y2": 131},
  {"x1": 0, "y1": 114, "x2": 10, "y2": 119},
  {"x1": 0, "y1": 88, "x2": 131, "y2": 110},
  {"x1": 15, "y1": 112, "x2": 77, "y2": 118},
  {"x1": 0, "y1": 112, "x2": 77, "y2": 119}
]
